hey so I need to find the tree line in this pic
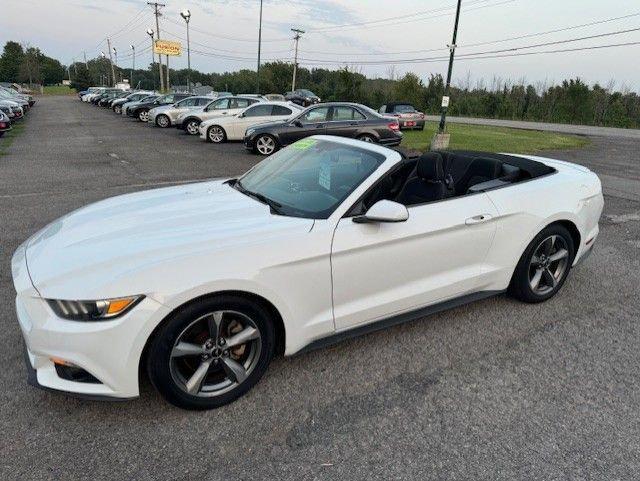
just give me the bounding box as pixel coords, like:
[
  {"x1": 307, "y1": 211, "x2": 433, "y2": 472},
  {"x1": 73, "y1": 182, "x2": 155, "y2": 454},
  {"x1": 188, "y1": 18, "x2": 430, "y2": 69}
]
[{"x1": 2, "y1": 40, "x2": 638, "y2": 128}]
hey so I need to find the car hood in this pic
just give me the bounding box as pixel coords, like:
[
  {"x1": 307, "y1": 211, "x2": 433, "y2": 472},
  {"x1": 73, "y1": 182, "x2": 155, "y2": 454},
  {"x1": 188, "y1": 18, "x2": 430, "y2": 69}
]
[{"x1": 25, "y1": 180, "x2": 314, "y2": 298}]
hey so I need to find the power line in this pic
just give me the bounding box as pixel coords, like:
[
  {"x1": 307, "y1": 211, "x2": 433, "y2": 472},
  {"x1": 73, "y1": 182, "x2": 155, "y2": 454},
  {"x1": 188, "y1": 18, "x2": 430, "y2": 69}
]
[
  {"x1": 163, "y1": 16, "x2": 290, "y2": 43},
  {"x1": 297, "y1": 27, "x2": 640, "y2": 65}
]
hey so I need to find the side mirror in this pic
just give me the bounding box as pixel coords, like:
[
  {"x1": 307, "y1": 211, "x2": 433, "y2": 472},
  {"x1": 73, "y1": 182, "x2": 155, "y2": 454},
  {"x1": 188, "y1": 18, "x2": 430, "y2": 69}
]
[
  {"x1": 353, "y1": 200, "x2": 409, "y2": 224},
  {"x1": 238, "y1": 112, "x2": 245, "y2": 118},
  {"x1": 293, "y1": 120, "x2": 303, "y2": 128}
]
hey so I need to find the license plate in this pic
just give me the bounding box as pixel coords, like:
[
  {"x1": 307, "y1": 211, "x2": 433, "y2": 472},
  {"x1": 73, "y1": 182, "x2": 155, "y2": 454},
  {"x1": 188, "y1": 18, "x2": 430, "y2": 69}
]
[{"x1": 405, "y1": 121, "x2": 416, "y2": 127}]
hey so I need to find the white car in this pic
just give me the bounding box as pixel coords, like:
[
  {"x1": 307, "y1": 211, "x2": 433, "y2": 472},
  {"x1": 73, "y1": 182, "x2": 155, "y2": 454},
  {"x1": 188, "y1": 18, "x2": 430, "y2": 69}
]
[
  {"x1": 176, "y1": 96, "x2": 263, "y2": 135},
  {"x1": 199, "y1": 101, "x2": 302, "y2": 143},
  {"x1": 12, "y1": 136, "x2": 603, "y2": 410}
]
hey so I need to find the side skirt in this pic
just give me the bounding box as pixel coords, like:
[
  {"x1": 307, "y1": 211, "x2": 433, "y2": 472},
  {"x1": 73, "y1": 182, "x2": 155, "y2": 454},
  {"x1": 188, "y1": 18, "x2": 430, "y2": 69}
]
[{"x1": 296, "y1": 290, "x2": 505, "y2": 355}]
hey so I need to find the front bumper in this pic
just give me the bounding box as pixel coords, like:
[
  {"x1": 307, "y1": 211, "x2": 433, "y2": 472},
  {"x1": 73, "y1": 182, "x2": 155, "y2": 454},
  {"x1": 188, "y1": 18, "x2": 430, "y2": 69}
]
[{"x1": 12, "y1": 244, "x2": 171, "y2": 399}]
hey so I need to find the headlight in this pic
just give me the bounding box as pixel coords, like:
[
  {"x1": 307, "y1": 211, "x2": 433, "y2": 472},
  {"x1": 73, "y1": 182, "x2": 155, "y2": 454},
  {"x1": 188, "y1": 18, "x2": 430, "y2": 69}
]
[{"x1": 46, "y1": 296, "x2": 144, "y2": 321}]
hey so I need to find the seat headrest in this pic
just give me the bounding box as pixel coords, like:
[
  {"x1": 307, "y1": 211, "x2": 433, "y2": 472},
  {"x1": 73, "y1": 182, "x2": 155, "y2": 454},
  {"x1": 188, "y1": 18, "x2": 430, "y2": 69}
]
[{"x1": 417, "y1": 152, "x2": 445, "y2": 181}]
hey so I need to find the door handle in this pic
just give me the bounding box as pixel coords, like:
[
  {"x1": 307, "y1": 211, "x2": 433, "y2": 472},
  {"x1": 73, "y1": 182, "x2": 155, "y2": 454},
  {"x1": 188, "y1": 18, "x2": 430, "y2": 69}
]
[{"x1": 465, "y1": 214, "x2": 493, "y2": 225}]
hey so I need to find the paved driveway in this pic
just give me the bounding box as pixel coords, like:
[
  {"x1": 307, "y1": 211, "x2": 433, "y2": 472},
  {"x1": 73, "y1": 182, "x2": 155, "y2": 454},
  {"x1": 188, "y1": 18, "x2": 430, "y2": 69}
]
[{"x1": 1, "y1": 97, "x2": 639, "y2": 480}]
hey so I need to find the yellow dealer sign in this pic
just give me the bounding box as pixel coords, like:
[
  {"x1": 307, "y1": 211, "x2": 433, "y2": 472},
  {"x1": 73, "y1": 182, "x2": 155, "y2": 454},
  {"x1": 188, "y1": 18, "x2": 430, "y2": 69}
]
[{"x1": 154, "y1": 40, "x2": 182, "y2": 56}]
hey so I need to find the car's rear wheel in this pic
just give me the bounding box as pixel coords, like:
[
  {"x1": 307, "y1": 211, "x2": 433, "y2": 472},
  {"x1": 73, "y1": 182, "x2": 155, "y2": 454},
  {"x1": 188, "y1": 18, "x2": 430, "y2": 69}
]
[
  {"x1": 185, "y1": 119, "x2": 200, "y2": 135},
  {"x1": 357, "y1": 134, "x2": 376, "y2": 143},
  {"x1": 156, "y1": 114, "x2": 170, "y2": 128},
  {"x1": 207, "y1": 125, "x2": 226, "y2": 143},
  {"x1": 138, "y1": 110, "x2": 150, "y2": 122},
  {"x1": 508, "y1": 224, "x2": 575, "y2": 303},
  {"x1": 147, "y1": 295, "x2": 275, "y2": 410},
  {"x1": 255, "y1": 134, "x2": 277, "y2": 155}
]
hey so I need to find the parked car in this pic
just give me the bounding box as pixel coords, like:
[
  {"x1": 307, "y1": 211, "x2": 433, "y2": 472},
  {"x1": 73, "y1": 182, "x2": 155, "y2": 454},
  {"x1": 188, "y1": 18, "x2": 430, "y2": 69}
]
[
  {"x1": 112, "y1": 91, "x2": 155, "y2": 114},
  {"x1": 264, "y1": 94, "x2": 286, "y2": 101},
  {"x1": 379, "y1": 103, "x2": 425, "y2": 130},
  {"x1": 148, "y1": 96, "x2": 214, "y2": 128},
  {"x1": 0, "y1": 88, "x2": 29, "y2": 112},
  {"x1": 199, "y1": 101, "x2": 302, "y2": 143},
  {"x1": 0, "y1": 85, "x2": 34, "y2": 107},
  {"x1": 285, "y1": 89, "x2": 321, "y2": 107},
  {"x1": 12, "y1": 136, "x2": 603, "y2": 409},
  {"x1": 127, "y1": 93, "x2": 191, "y2": 122},
  {"x1": 176, "y1": 96, "x2": 263, "y2": 135},
  {"x1": 244, "y1": 102, "x2": 402, "y2": 155},
  {"x1": 0, "y1": 110, "x2": 11, "y2": 137},
  {"x1": 121, "y1": 95, "x2": 159, "y2": 116},
  {"x1": 0, "y1": 100, "x2": 23, "y2": 122}
]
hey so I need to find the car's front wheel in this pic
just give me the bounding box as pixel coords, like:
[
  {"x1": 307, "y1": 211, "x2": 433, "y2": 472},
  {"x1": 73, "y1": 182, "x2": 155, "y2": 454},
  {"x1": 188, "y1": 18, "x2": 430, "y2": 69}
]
[
  {"x1": 138, "y1": 109, "x2": 150, "y2": 122},
  {"x1": 254, "y1": 134, "x2": 278, "y2": 155},
  {"x1": 207, "y1": 125, "x2": 226, "y2": 143},
  {"x1": 156, "y1": 114, "x2": 171, "y2": 128},
  {"x1": 185, "y1": 119, "x2": 200, "y2": 135},
  {"x1": 147, "y1": 295, "x2": 275, "y2": 410},
  {"x1": 113, "y1": 105, "x2": 122, "y2": 114},
  {"x1": 509, "y1": 224, "x2": 575, "y2": 303},
  {"x1": 357, "y1": 134, "x2": 376, "y2": 143}
]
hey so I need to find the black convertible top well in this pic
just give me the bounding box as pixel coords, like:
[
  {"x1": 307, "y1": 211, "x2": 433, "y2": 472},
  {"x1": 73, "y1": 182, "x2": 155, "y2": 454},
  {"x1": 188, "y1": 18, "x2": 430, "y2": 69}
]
[{"x1": 442, "y1": 150, "x2": 555, "y2": 178}]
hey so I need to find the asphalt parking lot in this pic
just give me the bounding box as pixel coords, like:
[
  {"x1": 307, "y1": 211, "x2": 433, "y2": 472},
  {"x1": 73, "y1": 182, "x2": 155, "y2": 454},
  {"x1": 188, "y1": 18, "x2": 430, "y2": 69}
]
[{"x1": 1, "y1": 96, "x2": 639, "y2": 480}]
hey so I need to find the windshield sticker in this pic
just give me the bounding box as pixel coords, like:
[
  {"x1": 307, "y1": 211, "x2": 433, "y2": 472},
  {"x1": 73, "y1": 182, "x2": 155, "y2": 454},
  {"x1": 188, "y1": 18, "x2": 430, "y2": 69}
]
[
  {"x1": 291, "y1": 138, "x2": 317, "y2": 150},
  {"x1": 318, "y1": 163, "x2": 331, "y2": 190}
]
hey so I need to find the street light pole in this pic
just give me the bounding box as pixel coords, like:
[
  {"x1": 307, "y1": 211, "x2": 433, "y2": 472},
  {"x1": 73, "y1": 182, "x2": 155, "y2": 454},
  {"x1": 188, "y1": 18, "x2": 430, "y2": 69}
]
[
  {"x1": 130, "y1": 44, "x2": 135, "y2": 87},
  {"x1": 112, "y1": 47, "x2": 118, "y2": 83},
  {"x1": 181, "y1": 9, "x2": 192, "y2": 93},
  {"x1": 291, "y1": 28, "x2": 304, "y2": 92},
  {"x1": 257, "y1": 0, "x2": 263, "y2": 94},
  {"x1": 438, "y1": 0, "x2": 463, "y2": 134},
  {"x1": 147, "y1": 29, "x2": 156, "y2": 90}
]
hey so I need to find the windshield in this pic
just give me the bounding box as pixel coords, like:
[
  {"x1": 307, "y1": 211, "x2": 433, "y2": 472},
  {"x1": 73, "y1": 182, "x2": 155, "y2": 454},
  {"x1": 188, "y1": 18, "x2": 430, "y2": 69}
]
[
  {"x1": 236, "y1": 138, "x2": 385, "y2": 219},
  {"x1": 298, "y1": 89, "x2": 316, "y2": 97},
  {"x1": 394, "y1": 104, "x2": 417, "y2": 113}
]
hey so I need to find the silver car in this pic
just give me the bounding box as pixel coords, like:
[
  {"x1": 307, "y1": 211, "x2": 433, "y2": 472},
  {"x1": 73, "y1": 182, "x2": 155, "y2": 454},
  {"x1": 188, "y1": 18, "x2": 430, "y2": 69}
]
[{"x1": 148, "y1": 96, "x2": 214, "y2": 128}]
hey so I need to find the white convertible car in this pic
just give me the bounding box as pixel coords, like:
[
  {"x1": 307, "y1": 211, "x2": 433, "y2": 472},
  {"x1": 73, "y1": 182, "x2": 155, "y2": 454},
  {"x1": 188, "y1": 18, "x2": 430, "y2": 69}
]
[
  {"x1": 12, "y1": 136, "x2": 603, "y2": 410},
  {"x1": 198, "y1": 101, "x2": 302, "y2": 143}
]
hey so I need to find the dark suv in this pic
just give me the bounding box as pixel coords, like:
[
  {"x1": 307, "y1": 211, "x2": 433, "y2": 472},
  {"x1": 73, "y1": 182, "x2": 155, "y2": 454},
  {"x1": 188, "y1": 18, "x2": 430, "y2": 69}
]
[
  {"x1": 284, "y1": 89, "x2": 321, "y2": 107},
  {"x1": 244, "y1": 102, "x2": 402, "y2": 155},
  {"x1": 127, "y1": 93, "x2": 192, "y2": 122}
]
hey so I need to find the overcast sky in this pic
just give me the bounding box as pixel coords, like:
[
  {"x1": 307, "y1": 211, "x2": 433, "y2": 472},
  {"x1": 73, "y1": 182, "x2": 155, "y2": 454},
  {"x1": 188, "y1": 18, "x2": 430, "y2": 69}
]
[{"x1": 2, "y1": 0, "x2": 639, "y2": 91}]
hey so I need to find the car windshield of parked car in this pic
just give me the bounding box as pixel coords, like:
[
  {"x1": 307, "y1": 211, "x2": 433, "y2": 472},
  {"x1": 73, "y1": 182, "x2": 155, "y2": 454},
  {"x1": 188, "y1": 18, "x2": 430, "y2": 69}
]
[
  {"x1": 394, "y1": 104, "x2": 417, "y2": 113},
  {"x1": 236, "y1": 139, "x2": 385, "y2": 219},
  {"x1": 298, "y1": 89, "x2": 316, "y2": 97}
]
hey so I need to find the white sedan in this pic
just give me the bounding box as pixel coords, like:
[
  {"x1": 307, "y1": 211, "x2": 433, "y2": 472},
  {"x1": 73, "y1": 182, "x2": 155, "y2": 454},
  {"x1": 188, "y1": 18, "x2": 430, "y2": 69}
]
[
  {"x1": 199, "y1": 101, "x2": 302, "y2": 143},
  {"x1": 12, "y1": 136, "x2": 603, "y2": 410}
]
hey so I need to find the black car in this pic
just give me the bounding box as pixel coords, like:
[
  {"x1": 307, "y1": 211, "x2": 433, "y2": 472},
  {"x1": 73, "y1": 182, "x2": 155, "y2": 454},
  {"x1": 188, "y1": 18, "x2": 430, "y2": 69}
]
[
  {"x1": 126, "y1": 93, "x2": 191, "y2": 122},
  {"x1": 244, "y1": 102, "x2": 402, "y2": 155},
  {"x1": 285, "y1": 89, "x2": 321, "y2": 107}
]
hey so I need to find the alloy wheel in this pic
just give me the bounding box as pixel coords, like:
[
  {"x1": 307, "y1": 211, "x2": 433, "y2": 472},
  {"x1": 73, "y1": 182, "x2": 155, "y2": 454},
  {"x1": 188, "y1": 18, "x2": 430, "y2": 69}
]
[
  {"x1": 139, "y1": 110, "x2": 149, "y2": 122},
  {"x1": 187, "y1": 121, "x2": 200, "y2": 135},
  {"x1": 256, "y1": 136, "x2": 275, "y2": 155},
  {"x1": 157, "y1": 115, "x2": 170, "y2": 128},
  {"x1": 359, "y1": 135, "x2": 375, "y2": 143},
  {"x1": 169, "y1": 310, "x2": 262, "y2": 397},
  {"x1": 208, "y1": 126, "x2": 225, "y2": 143},
  {"x1": 528, "y1": 235, "x2": 570, "y2": 295},
  {"x1": 114, "y1": 105, "x2": 121, "y2": 114}
]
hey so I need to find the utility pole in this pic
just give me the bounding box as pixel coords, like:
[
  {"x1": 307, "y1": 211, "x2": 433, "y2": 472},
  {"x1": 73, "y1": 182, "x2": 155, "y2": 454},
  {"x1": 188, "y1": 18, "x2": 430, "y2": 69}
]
[
  {"x1": 438, "y1": 0, "x2": 463, "y2": 134},
  {"x1": 148, "y1": 2, "x2": 166, "y2": 91},
  {"x1": 147, "y1": 29, "x2": 156, "y2": 90},
  {"x1": 130, "y1": 44, "x2": 135, "y2": 87},
  {"x1": 113, "y1": 47, "x2": 119, "y2": 83},
  {"x1": 106, "y1": 38, "x2": 116, "y2": 86},
  {"x1": 181, "y1": 10, "x2": 192, "y2": 92},
  {"x1": 291, "y1": 28, "x2": 304, "y2": 92},
  {"x1": 83, "y1": 51, "x2": 88, "y2": 68},
  {"x1": 256, "y1": 0, "x2": 263, "y2": 94}
]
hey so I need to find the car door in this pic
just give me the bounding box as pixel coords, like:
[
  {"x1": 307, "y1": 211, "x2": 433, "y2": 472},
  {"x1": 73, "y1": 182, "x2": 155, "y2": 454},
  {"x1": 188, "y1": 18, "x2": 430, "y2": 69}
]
[
  {"x1": 201, "y1": 98, "x2": 230, "y2": 121},
  {"x1": 283, "y1": 106, "x2": 330, "y2": 144},
  {"x1": 229, "y1": 103, "x2": 274, "y2": 138},
  {"x1": 173, "y1": 97, "x2": 198, "y2": 114},
  {"x1": 330, "y1": 193, "x2": 498, "y2": 330},
  {"x1": 325, "y1": 106, "x2": 366, "y2": 138}
]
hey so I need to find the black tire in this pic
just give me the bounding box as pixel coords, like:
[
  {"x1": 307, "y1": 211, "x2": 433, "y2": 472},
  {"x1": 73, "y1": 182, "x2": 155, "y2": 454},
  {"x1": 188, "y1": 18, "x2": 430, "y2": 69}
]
[
  {"x1": 357, "y1": 134, "x2": 377, "y2": 144},
  {"x1": 113, "y1": 105, "x2": 122, "y2": 114},
  {"x1": 0, "y1": 131, "x2": 5, "y2": 138},
  {"x1": 156, "y1": 114, "x2": 171, "y2": 128},
  {"x1": 147, "y1": 294, "x2": 276, "y2": 410},
  {"x1": 185, "y1": 119, "x2": 201, "y2": 135},
  {"x1": 137, "y1": 109, "x2": 150, "y2": 122},
  {"x1": 508, "y1": 224, "x2": 575, "y2": 303}
]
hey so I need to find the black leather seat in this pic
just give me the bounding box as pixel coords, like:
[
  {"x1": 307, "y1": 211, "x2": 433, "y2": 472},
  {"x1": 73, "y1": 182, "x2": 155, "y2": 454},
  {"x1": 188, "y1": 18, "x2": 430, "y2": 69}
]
[
  {"x1": 396, "y1": 152, "x2": 450, "y2": 205},
  {"x1": 455, "y1": 157, "x2": 503, "y2": 194}
]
